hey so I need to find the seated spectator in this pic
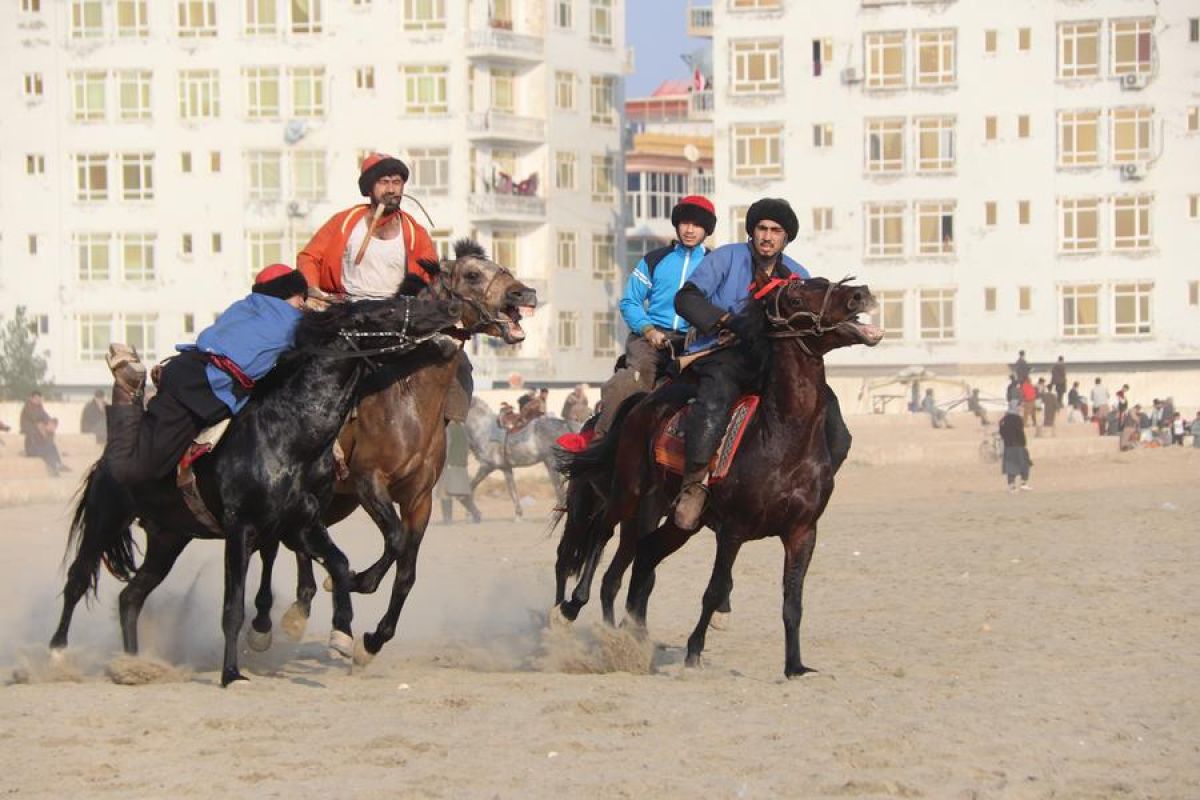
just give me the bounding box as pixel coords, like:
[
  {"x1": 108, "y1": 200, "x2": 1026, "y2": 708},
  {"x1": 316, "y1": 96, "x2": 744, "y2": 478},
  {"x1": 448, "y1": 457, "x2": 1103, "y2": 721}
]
[
  {"x1": 1191, "y1": 412, "x2": 1200, "y2": 449},
  {"x1": 19, "y1": 390, "x2": 68, "y2": 476},
  {"x1": 80, "y1": 389, "x2": 108, "y2": 444},
  {"x1": 920, "y1": 388, "x2": 952, "y2": 429},
  {"x1": 967, "y1": 388, "x2": 989, "y2": 426},
  {"x1": 561, "y1": 383, "x2": 592, "y2": 424}
]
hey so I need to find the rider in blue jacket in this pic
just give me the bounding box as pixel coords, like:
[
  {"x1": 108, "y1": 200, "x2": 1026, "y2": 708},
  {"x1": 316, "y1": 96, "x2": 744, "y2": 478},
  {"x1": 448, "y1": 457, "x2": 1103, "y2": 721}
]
[{"x1": 595, "y1": 195, "x2": 715, "y2": 436}]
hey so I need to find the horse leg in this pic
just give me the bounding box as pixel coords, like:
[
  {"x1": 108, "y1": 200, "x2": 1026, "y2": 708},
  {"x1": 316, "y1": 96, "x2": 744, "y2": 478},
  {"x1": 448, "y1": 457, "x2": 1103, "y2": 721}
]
[
  {"x1": 361, "y1": 493, "x2": 433, "y2": 660},
  {"x1": 685, "y1": 535, "x2": 744, "y2": 668},
  {"x1": 558, "y1": 517, "x2": 614, "y2": 622},
  {"x1": 782, "y1": 525, "x2": 819, "y2": 678},
  {"x1": 625, "y1": 521, "x2": 692, "y2": 630},
  {"x1": 545, "y1": 459, "x2": 566, "y2": 508},
  {"x1": 502, "y1": 467, "x2": 521, "y2": 519},
  {"x1": 247, "y1": 540, "x2": 278, "y2": 652},
  {"x1": 300, "y1": 519, "x2": 356, "y2": 660},
  {"x1": 345, "y1": 472, "x2": 401, "y2": 595},
  {"x1": 468, "y1": 462, "x2": 493, "y2": 492},
  {"x1": 282, "y1": 552, "x2": 316, "y2": 641},
  {"x1": 220, "y1": 525, "x2": 252, "y2": 686},
  {"x1": 599, "y1": 519, "x2": 640, "y2": 626},
  {"x1": 117, "y1": 527, "x2": 190, "y2": 656}
]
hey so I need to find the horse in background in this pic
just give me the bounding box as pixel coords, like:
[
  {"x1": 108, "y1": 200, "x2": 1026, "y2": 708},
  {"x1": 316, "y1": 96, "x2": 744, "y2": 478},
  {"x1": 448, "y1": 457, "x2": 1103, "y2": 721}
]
[{"x1": 461, "y1": 396, "x2": 579, "y2": 518}]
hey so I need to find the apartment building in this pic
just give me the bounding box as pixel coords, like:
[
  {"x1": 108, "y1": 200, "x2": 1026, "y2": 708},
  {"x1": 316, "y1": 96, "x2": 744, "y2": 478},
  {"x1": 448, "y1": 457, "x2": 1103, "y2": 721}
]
[
  {"x1": 0, "y1": 0, "x2": 628, "y2": 391},
  {"x1": 701, "y1": 0, "x2": 1200, "y2": 370}
]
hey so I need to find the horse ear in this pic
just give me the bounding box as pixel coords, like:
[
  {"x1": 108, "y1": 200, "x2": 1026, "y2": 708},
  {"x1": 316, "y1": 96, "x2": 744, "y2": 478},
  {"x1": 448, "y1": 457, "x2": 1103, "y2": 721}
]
[
  {"x1": 417, "y1": 258, "x2": 442, "y2": 278},
  {"x1": 453, "y1": 238, "x2": 487, "y2": 260},
  {"x1": 396, "y1": 273, "x2": 429, "y2": 297}
]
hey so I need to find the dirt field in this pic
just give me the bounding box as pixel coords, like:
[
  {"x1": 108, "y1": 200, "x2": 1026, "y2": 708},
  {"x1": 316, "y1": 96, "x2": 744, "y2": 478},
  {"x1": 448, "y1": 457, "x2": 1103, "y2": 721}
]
[{"x1": 1, "y1": 419, "x2": 1197, "y2": 799}]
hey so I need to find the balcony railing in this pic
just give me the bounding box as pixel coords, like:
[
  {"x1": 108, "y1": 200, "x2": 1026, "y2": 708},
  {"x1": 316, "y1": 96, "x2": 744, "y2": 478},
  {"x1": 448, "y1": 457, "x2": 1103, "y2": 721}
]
[
  {"x1": 689, "y1": 89, "x2": 714, "y2": 120},
  {"x1": 468, "y1": 193, "x2": 546, "y2": 220},
  {"x1": 466, "y1": 111, "x2": 546, "y2": 142},
  {"x1": 687, "y1": 3, "x2": 713, "y2": 38},
  {"x1": 466, "y1": 27, "x2": 544, "y2": 60}
]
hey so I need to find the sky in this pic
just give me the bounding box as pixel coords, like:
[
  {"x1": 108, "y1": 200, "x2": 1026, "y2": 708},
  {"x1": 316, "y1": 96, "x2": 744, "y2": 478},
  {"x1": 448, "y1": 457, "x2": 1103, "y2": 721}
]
[{"x1": 626, "y1": 0, "x2": 707, "y2": 97}]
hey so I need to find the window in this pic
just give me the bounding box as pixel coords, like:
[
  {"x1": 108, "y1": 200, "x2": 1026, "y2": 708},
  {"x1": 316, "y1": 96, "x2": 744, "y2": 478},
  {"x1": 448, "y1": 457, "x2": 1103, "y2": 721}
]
[
  {"x1": 589, "y1": 0, "x2": 612, "y2": 46},
  {"x1": 1058, "y1": 21, "x2": 1100, "y2": 79},
  {"x1": 812, "y1": 37, "x2": 833, "y2": 77},
  {"x1": 181, "y1": 152, "x2": 193, "y2": 172},
  {"x1": 178, "y1": 70, "x2": 220, "y2": 120},
  {"x1": 810, "y1": 123, "x2": 833, "y2": 148},
  {"x1": 915, "y1": 116, "x2": 955, "y2": 173},
  {"x1": 116, "y1": 70, "x2": 152, "y2": 121},
  {"x1": 210, "y1": 151, "x2": 221, "y2": 172},
  {"x1": 21, "y1": 0, "x2": 42, "y2": 12},
  {"x1": 866, "y1": 202, "x2": 904, "y2": 258},
  {"x1": 1058, "y1": 110, "x2": 1100, "y2": 166},
  {"x1": 866, "y1": 118, "x2": 904, "y2": 174},
  {"x1": 729, "y1": 205, "x2": 748, "y2": 244},
  {"x1": 291, "y1": 151, "x2": 325, "y2": 200},
  {"x1": 1060, "y1": 285, "x2": 1100, "y2": 337},
  {"x1": 591, "y1": 233, "x2": 615, "y2": 279},
  {"x1": 405, "y1": 148, "x2": 448, "y2": 195},
  {"x1": 403, "y1": 0, "x2": 445, "y2": 30},
  {"x1": 246, "y1": 150, "x2": 282, "y2": 201},
  {"x1": 25, "y1": 154, "x2": 45, "y2": 175},
  {"x1": 1018, "y1": 28, "x2": 1031, "y2": 52},
  {"x1": 23, "y1": 73, "x2": 44, "y2": 101},
  {"x1": 591, "y1": 155, "x2": 616, "y2": 203},
  {"x1": 554, "y1": 0, "x2": 572, "y2": 30},
  {"x1": 401, "y1": 65, "x2": 449, "y2": 115},
  {"x1": 1191, "y1": 18, "x2": 1199, "y2": 43},
  {"x1": 1059, "y1": 198, "x2": 1100, "y2": 253},
  {"x1": 183, "y1": 233, "x2": 195, "y2": 256},
  {"x1": 1113, "y1": 282, "x2": 1152, "y2": 336},
  {"x1": 355, "y1": 67, "x2": 375, "y2": 92},
  {"x1": 212, "y1": 232, "x2": 223, "y2": 253},
  {"x1": 731, "y1": 39, "x2": 782, "y2": 94},
  {"x1": 1018, "y1": 115, "x2": 1030, "y2": 138},
  {"x1": 245, "y1": 0, "x2": 277, "y2": 35},
  {"x1": 865, "y1": 31, "x2": 905, "y2": 89},
  {"x1": 555, "y1": 71, "x2": 576, "y2": 110},
  {"x1": 555, "y1": 151, "x2": 577, "y2": 191},
  {"x1": 916, "y1": 201, "x2": 955, "y2": 256},
  {"x1": 183, "y1": 313, "x2": 196, "y2": 334},
  {"x1": 78, "y1": 314, "x2": 114, "y2": 361},
  {"x1": 1112, "y1": 195, "x2": 1152, "y2": 251},
  {"x1": 731, "y1": 0, "x2": 782, "y2": 7},
  {"x1": 557, "y1": 311, "x2": 580, "y2": 350},
  {"x1": 1110, "y1": 107, "x2": 1152, "y2": 163},
  {"x1": 491, "y1": 231, "x2": 517, "y2": 271},
  {"x1": 489, "y1": 68, "x2": 515, "y2": 112},
  {"x1": 985, "y1": 201, "x2": 997, "y2": 226},
  {"x1": 557, "y1": 231, "x2": 577, "y2": 269},
  {"x1": 1018, "y1": 200, "x2": 1030, "y2": 225},
  {"x1": 120, "y1": 153, "x2": 154, "y2": 200},
  {"x1": 984, "y1": 29, "x2": 997, "y2": 54},
  {"x1": 426, "y1": 229, "x2": 451, "y2": 260},
  {"x1": 731, "y1": 123, "x2": 783, "y2": 179},
  {"x1": 984, "y1": 287, "x2": 997, "y2": 311},
  {"x1": 875, "y1": 291, "x2": 904, "y2": 340},
  {"x1": 812, "y1": 207, "x2": 833, "y2": 232},
  {"x1": 117, "y1": 1, "x2": 148, "y2": 37},
  {"x1": 592, "y1": 311, "x2": 617, "y2": 357},
  {"x1": 1190, "y1": 107, "x2": 1199, "y2": 133},
  {"x1": 123, "y1": 314, "x2": 158, "y2": 361},
  {"x1": 75, "y1": 154, "x2": 109, "y2": 201},
  {"x1": 627, "y1": 172, "x2": 687, "y2": 220},
  {"x1": 71, "y1": 71, "x2": 107, "y2": 122},
  {"x1": 291, "y1": 0, "x2": 322, "y2": 33},
  {"x1": 1190, "y1": 194, "x2": 1199, "y2": 220},
  {"x1": 177, "y1": 1, "x2": 217, "y2": 37},
  {"x1": 244, "y1": 67, "x2": 281, "y2": 119},
  {"x1": 918, "y1": 288, "x2": 955, "y2": 340},
  {"x1": 1189, "y1": 281, "x2": 1199, "y2": 307},
  {"x1": 1110, "y1": 19, "x2": 1154, "y2": 75},
  {"x1": 1018, "y1": 287, "x2": 1032, "y2": 312},
  {"x1": 290, "y1": 67, "x2": 326, "y2": 117},
  {"x1": 121, "y1": 233, "x2": 156, "y2": 281},
  {"x1": 590, "y1": 75, "x2": 616, "y2": 124},
  {"x1": 247, "y1": 230, "x2": 285, "y2": 277},
  {"x1": 984, "y1": 116, "x2": 997, "y2": 141},
  {"x1": 914, "y1": 29, "x2": 955, "y2": 87},
  {"x1": 76, "y1": 233, "x2": 113, "y2": 281},
  {"x1": 70, "y1": 0, "x2": 103, "y2": 39}
]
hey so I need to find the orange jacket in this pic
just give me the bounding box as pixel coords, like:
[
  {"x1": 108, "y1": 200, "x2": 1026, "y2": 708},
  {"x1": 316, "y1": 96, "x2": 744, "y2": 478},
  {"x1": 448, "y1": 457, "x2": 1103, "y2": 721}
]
[{"x1": 297, "y1": 204, "x2": 437, "y2": 295}]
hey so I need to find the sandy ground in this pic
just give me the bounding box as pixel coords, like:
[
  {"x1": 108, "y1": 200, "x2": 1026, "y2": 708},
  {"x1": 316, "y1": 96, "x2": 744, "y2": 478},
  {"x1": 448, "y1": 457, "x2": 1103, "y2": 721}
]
[{"x1": 0, "y1": 420, "x2": 1197, "y2": 799}]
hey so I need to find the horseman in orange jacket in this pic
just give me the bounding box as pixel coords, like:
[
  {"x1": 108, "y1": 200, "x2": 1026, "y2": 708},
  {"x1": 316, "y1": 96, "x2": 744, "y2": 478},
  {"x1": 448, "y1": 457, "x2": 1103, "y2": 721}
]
[{"x1": 298, "y1": 152, "x2": 438, "y2": 301}]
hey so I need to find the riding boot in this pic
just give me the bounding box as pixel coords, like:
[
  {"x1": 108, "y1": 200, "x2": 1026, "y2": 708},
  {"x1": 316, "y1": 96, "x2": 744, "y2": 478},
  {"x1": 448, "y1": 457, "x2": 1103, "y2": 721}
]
[{"x1": 673, "y1": 466, "x2": 710, "y2": 530}]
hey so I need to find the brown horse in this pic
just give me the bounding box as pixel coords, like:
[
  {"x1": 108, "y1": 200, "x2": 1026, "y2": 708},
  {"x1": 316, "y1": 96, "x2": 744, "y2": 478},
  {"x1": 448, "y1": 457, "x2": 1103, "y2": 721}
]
[
  {"x1": 554, "y1": 278, "x2": 881, "y2": 677},
  {"x1": 282, "y1": 239, "x2": 536, "y2": 663}
]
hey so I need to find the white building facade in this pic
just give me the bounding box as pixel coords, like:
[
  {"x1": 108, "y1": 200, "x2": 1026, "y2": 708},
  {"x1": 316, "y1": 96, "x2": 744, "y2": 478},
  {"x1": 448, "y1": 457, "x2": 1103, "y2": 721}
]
[
  {"x1": 0, "y1": 0, "x2": 627, "y2": 392},
  {"x1": 705, "y1": 0, "x2": 1200, "y2": 371}
]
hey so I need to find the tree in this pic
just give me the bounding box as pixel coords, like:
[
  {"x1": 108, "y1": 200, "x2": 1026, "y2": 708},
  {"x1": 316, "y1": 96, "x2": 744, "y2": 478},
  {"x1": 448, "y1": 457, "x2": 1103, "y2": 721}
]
[{"x1": 0, "y1": 306, "x2": 52, "y2": 400}]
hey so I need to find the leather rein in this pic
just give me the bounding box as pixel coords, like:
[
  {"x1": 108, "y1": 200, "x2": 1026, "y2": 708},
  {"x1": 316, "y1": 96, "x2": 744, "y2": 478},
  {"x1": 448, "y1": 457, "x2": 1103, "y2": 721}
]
[{"x1": 761, "y1": 277, "x2": 853, "y2": 356}]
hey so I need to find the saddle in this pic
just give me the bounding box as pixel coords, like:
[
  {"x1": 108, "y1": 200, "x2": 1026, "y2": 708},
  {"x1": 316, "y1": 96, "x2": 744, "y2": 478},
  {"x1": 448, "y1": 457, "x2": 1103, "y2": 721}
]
[
  {"x1": 176, "y1": 418, "x2": 231, "y2": 534},
  {"x1": 653, "y1": 396, "x2": 760, "y2": 483}
]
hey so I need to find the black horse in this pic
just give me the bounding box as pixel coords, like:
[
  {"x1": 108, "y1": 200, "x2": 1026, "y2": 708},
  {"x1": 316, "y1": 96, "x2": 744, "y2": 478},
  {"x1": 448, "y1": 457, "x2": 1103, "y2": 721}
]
[{"x1": 50, "y1": 290, "x2": 460, "y2": 686}]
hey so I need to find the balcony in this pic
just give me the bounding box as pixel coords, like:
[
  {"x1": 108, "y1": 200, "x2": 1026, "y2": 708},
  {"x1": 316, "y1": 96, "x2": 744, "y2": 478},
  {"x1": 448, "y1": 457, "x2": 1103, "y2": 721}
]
[
  {"x1": 466, "y1": 27, "x2": 544, "y2": 63},
  {"x1": 689, "y1": 89, "x2": 713, "y2": 120},
  {"x1": 687, "y1": 3, "x2": 713, "y2": 38},
  {"x1": 468, "y1": 193, "x2": 546, "y2": 223},
  {"x1": 466, "y1": 111, "x2": 546, "y2": 145}
]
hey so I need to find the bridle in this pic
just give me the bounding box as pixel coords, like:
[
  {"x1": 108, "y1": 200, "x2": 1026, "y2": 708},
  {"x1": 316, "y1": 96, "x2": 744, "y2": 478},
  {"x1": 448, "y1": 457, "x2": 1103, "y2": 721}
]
[
  {"x1": 305, "y1": 296, "x2": 443, "y2": 365},
  {"x1": 762, "y1": 277, "x2": 854, "y2": 355},
  {"x1": 430, "y1": 254, "x2": 518, "y2": 337}
]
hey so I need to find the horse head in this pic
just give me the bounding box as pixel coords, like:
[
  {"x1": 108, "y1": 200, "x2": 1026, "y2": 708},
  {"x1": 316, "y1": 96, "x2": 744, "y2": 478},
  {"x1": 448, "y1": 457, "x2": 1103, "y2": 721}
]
[
  {"x1": 423, "y1": 239, "x2": 537, "y2": 344},
  {"x1": 766, "y1": 277, "x2": 883, "y2": 351}
]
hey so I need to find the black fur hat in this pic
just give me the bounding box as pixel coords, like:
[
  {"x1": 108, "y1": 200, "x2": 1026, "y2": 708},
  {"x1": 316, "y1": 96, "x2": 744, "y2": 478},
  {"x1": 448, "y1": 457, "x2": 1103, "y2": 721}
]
[
  {"x1": 358, "y1": 152, "x2": 410, "y2": 196},
  {"x1": 745, "y1": 198, "x2": 799, "y2": 242}
]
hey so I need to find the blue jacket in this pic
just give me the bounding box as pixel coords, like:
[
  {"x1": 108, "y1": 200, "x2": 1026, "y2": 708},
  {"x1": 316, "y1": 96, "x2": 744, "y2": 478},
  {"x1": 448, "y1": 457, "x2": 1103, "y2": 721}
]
[
  {"x1": 619, "y1": 242, "x2": 708, "y2": 334},
  {"x1": 177, "y1": 293, "x2": 303, "y2": 413},
  {"x1": 678, "y1": 242, "x2": 809, "y2": 353}
]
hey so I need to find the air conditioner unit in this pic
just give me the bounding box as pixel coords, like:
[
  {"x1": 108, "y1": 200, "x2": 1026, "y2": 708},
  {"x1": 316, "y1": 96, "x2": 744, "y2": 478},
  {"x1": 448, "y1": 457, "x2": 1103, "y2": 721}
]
[
  {"x1": 840, "y1": 66, "x2": 862, "y2": 85},
  {"x1": 286, "y1": 200, "x2": 310, "y2": 218},
  {"x1": 1119, "y1": 162, "x2": 1147, "y2": 181},
  {"x1": 1120, "y1": 72, "x2": 1149, "y2": 90}
]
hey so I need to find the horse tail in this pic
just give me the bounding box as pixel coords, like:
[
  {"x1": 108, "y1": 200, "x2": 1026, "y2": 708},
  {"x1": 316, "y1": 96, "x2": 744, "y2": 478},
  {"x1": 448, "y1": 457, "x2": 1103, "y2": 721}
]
[
  {"x1": 63, "y1": 461, "x2": 139, "y2": 597},
  {"x1": 551, "y1": 475, "x2": 606, "y2": 580},
  {"x1": 555, "y1": 391, "x2": 646, "y2": 482}
]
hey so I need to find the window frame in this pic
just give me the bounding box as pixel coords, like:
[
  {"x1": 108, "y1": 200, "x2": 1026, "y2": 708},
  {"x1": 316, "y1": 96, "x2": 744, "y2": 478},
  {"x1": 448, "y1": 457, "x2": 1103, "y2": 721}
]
[
  {"x1": 918, "y1": 288, "x2": 956, "y2": 341},
  {"x1": 865, "y1": 202, "x2": 905, "y2": 259},
  {"x1": 1057, "y1": 20, "x2": 1100, "y2": 79},
  {"x1": 1059, "y1": 284, "x2": 1101, "y2": 338},
  {"x1": 865, "y1": 30, "x2": 906, "y2": 90},
  {"x1": 1059, "y1": 197, "x2": 1101, "y2": 254},
  {"x1": 731, "y1": 123, "x2": 783, "y2": 180},
  {"x1": 914, "y1": 28, "x2": 956, "y2": 87}
]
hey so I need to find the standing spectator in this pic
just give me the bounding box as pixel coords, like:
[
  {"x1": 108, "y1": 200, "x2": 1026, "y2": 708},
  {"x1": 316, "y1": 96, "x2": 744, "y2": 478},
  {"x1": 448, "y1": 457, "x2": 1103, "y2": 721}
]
[
  {"x1": 1040, "y1": 380, "x2": 1059, "y2": 436},
  {"x1": 1012, "y1": 350, "x2": 1031, "y2": 384},
  {"x1": 437, "y1": 420, "x2": 482, "y2": 524},
  {"x1": 1119, "y1": 404, "x2": 1141, "y2": 451},
  {"x1": 1067, "y1": 381, "x2": 1087, "y2": 422},
  {"x1": 1115, "y1": 384, "x2": 1130, "y2": 421},
  {"x1": 79, "y1": 389, "x2": 108, "y2": 444},
  {"x1": 1050, "y1": 356, "x2": 1067, "y2": 405},
  {"x1": 560, "y1": 383, "x2": 592, "y2": 424},
  {"x1": 1190, "y1": 411, "x2": 1200, "y2": 448},
  {"x1": 1019, "y1": 377, "x2": 1039, "y2": 435},
  {"x1": 1090, "y1": 378, "x2": 1111, "y2": 435},
  {"x1": 999, "y1": 401, "x2": 1032, "y2": 492},
  {"x1": 1170, "y1": 412, "x2": 1186, "y2": 446},
  {"x1": 1005, "y1": 375, "x2": 1021, "y2": 404},
  {"x1": 19, "y1": 390, "x2": 68, "y2": 476}
]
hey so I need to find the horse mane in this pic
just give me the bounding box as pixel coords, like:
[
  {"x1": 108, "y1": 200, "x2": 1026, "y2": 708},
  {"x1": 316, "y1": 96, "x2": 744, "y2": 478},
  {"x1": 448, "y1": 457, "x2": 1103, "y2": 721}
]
[
  {"x1": 454, "y1": 238, "x2": 487, "y2": 260},
  {"x1": 291, "y1": 300, "x2": 381, "y2": 351}
]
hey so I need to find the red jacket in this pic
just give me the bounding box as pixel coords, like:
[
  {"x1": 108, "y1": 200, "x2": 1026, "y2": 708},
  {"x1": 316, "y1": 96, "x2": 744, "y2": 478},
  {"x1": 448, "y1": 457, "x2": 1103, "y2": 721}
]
[
  {"x1": 297, "y1": 204, "x2": 437, "y2": 295},
  {"x1": 1020, "y1": 381, "x2": 1037, "y2": 402}
]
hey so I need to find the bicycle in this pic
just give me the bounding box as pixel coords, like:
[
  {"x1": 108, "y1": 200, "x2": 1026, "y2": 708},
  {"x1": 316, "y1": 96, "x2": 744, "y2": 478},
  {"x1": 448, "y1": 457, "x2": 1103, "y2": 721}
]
[{"x1": 979, "y1": 431, "x2": 1003, "y2": 463}]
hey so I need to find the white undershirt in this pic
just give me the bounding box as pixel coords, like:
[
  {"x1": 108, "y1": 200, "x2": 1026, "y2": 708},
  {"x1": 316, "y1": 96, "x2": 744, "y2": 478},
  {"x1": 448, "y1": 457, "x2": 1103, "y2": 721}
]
[{"x1": 341, "y1": 217, "x2": 407, "y2": 299}]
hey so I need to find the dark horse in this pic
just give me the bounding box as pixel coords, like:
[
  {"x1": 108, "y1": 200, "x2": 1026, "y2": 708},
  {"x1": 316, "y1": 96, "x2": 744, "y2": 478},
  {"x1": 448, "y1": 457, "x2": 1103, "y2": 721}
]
[
  {"x1": 553, "y1": 278, "x2": 881, "y2": 676},
  {"x1": 283, "y1": 239, "x2": 537, "y2": 665},
  {"x1": 50, "y1": 291, "x2": 460, "y2": 686}
]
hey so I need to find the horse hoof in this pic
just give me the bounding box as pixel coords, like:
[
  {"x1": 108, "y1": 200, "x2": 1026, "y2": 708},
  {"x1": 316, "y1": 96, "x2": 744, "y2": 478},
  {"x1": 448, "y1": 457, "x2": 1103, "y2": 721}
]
[
  {"x1": 684, "y1": 653, "x2": 702, "y2": 669},
  {"x1": 548, "y1": 605, "x2": 573, "y2": 629},
  {"x1": 280, "y1": 603, "x2": 309, "y2": 641},
  {"x1": 709, "y1": 611, "x2": 731, "y2": 631},
  {"x1": 328, "y1": 630, "x2": 354, "y2": 660},
  {"x1": 222, "y1": 672, "x2": 251, "y2": 688},
  {"x1": 785, "y1": 665, "x2": 816, "y2": 679},
  {"x1": 49, "y1": 647, "x2": 67, "y2": 664},
  {"x1": 246, "y1": 627, "x2": 272, "y2": 652},
  {"x1": 352, "y1": 637, "x2": 374, "y2": 668}
]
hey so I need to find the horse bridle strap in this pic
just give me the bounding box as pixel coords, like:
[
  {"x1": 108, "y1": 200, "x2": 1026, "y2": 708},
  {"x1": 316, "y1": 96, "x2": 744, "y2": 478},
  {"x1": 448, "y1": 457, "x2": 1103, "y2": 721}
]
[
  {"x1": 435, "y1": 256, "x2": 515, "y2": 337},
  {"x1": 305, "y1": 297, "x2": 439, "y2": 362},
  {"x1": 764, "y1": 280, "x2": 837, "y2": 338}
]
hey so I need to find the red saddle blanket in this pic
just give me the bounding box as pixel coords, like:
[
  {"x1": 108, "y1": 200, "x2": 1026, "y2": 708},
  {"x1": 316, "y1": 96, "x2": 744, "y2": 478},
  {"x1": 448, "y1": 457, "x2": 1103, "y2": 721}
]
[{"x1": 653, "y1": 396, "x2": 760, "y2": 482}]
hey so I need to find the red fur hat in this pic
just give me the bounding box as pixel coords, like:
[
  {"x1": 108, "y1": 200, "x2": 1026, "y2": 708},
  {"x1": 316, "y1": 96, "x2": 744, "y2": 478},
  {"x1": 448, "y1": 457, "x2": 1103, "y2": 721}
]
[{"x1": 671, "y1": 195, "x2": 717, "y2": 236}]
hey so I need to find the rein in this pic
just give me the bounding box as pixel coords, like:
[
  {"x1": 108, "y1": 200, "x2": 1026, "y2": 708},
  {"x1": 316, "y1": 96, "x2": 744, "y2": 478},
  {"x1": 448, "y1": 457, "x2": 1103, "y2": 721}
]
[
  {"x1": 302, "y1": 296, "x2": 440, "y2": 364},
  {"x1": 762, "y1": 278, "x2": 853, "y2": 355},
  {"x1": 431, "y1": 255, "x2": 515, "y2": 337}
]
